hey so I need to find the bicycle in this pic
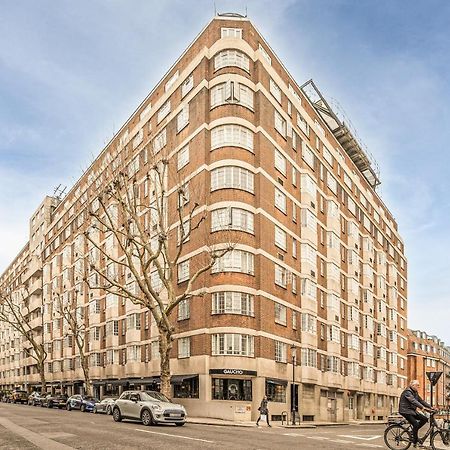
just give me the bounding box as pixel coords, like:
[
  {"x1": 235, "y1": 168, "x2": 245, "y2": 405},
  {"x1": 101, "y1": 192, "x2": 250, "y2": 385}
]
[{"x1": 384, "y1": 411, "x2": 450, "y2": 449}]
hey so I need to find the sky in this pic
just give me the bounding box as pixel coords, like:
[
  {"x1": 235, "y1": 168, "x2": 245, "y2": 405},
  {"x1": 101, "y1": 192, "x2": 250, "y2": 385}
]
[{"x1": 1, "y1": 0, "x2": 449, "y2": 341}]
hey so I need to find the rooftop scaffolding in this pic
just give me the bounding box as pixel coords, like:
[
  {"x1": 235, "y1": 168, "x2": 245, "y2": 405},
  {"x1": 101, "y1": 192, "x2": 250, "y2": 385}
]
[{"x1": 300, "y1": 79, "x2": 381, "y2": 189}]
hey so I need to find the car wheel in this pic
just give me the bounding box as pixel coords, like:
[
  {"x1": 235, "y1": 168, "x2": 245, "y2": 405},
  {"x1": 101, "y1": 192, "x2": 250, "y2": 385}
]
[
  {"x1": 66, "y1": 403, "x2": 71, "y2": 411},
  {"x1": 93, "y1": 406, "x2": 97, "y2": 414},
  {"x1": 141, "y1": 409, "x2": 153, "y2": 426},
  {"x1": 112, "y1": 407, "x2": 122, "y2": 422},
  {"x1": 175, "y1": 423, "x2": 185, "y2": 427},
  {"x1": 106, "y1": 405, "x2": 112, "y2": 415},
  {"x1": 80, "y1": 404, "x2": 86, "y2": 412}
]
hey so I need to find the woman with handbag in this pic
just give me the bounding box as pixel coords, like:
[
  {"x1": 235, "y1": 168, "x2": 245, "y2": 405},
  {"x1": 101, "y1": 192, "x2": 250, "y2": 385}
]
[{"x1": 256, "y1": 395, "x2": 271, "y2": 427}]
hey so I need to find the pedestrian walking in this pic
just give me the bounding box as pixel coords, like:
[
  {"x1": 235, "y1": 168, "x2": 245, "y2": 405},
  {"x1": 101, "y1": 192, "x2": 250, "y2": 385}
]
[{"x1": 256, "y1": 395, "x2": 271, "y2": 427}]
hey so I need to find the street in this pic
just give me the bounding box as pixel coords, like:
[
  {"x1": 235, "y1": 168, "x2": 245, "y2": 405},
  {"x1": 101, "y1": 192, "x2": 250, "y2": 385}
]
[{"x1": 0, "y1": 402, "x2": 388, "y2": 449}]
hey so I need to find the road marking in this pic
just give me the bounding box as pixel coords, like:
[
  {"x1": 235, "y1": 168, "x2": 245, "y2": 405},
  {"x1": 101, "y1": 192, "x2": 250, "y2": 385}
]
[
  {"x1": 330, "y1": 439, "x2": 353, "y2": 444},
  {"x1": 339, "y1": 434, "x2": 381, "y2": 441},
  {"x1": 135, "y1": 428, "x2": 215, "y2": 443},
  {"x1": 0, "y1": 417, "x2": 74, "y2": 450},
  {"x1": 356, "y1": 444, "x2": 383, "y2": 448},
  {"x1": 307, "y1": 436, "x2": 329, "y2": 440},
  {"x1": 283, "y1": 433, "x2": 305, "y2": 436}
]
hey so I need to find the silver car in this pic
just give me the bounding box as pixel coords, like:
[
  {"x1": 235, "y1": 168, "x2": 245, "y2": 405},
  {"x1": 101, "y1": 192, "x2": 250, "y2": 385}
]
[
  {"x1": 112, "y1": 390, "x2": 186, "y2": 426},
  {"x1": 93, "y1": 397, "x2": 117, "y2": 415}
]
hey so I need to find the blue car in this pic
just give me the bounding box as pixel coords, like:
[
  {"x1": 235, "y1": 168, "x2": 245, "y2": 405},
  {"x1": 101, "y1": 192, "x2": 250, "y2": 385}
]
[{"x1": 66, "y1": 394, "x2": 99, "y2": 412}]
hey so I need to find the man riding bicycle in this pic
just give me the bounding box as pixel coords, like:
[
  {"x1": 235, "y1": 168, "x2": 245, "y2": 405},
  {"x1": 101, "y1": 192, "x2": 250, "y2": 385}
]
[{"x1": 399, "y1": 380, "x2": 434, "y2": 448}]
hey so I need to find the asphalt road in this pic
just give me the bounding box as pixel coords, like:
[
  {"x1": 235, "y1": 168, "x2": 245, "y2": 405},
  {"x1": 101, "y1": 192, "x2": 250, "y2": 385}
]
[{"x1": 0, "y1": 402, "x2": 388, "y2": 449}]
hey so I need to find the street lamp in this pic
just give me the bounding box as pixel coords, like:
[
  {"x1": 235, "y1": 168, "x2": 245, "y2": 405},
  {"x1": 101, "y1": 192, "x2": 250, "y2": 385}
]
[{"x1": 290, "y1": 344, "x2": 297, "y2": 425}]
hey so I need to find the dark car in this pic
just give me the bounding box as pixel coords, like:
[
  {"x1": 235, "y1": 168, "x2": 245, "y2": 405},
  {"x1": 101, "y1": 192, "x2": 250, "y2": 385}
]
[
  {"x1": 66, "y1": 394, "x2": 99, "y2": 412},
  {"x1": 42, "y1": 393, "x2": 68, "y2": 409},
  {"x1": 93, "y1": 397, "x2": 117, "y2": 415},
  {"x1": 9, "y1": 390, "x2": 28, "y2": 404}
]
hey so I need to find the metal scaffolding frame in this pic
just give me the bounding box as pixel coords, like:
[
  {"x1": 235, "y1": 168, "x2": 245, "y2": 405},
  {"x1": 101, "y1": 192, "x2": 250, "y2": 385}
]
[{"x1": 300, "y1": 79, "x2": 381, "y2": 189}]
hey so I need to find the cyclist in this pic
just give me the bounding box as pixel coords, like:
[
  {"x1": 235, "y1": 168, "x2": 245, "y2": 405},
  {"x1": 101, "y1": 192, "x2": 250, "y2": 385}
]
[{"x1": 399, "y1": 380, "x2": 434, "y2": 448}]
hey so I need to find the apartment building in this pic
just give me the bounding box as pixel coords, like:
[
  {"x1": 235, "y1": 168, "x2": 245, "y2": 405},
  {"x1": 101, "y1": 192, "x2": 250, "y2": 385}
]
[
  {"x1": 407, "y1": 329, "x2": 450, "y2": 407},
  {"x1": 0, "y1": 14, "x2": 408, "y2": 422}
]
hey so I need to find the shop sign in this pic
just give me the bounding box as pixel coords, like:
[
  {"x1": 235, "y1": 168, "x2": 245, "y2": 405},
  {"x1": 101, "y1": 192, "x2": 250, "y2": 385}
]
[{"x1": 209, "y1": 369, "x2": 257, "y2": 376}]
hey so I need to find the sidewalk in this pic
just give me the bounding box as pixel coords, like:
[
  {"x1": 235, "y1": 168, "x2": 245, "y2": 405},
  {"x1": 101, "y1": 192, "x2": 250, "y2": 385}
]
[{"x1": 188, "y1": 416, "x2": 386, "y2": 428}]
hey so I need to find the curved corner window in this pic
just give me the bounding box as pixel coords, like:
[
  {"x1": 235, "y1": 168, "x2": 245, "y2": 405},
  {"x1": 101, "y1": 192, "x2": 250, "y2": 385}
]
[
  {"x1": 211, "y1": 124, "x2": 253, "y2": 151},
  {"x1": 211, "y1": 166, "x2": 254, "y2": 193},
  {"x1": 214, "y1": 50, "x2": 250, "y2": 72}
]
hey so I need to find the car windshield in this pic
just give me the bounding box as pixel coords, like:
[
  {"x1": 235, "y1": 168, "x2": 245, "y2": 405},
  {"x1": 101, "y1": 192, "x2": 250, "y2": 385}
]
[{"x1": 143, "y1": 391, "x2": 171, "y2": 403}]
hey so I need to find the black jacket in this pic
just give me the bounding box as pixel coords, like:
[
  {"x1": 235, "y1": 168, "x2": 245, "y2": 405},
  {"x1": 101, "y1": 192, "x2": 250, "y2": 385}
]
[
  {"x1": 399, "y1": 387, "x2": 431, "y2": 415},
  {"x1": 259, "y1": 399, "x2": 269, "y2": 415}
]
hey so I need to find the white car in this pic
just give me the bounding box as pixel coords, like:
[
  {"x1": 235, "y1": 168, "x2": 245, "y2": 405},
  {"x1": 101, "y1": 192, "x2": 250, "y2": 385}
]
[{"x1": 112, "y1": 390, "x2": 186, "y2": 426}]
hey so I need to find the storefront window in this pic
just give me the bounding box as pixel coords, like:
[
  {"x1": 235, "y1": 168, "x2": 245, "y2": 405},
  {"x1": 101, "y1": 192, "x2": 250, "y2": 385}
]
[
  {"x1": 212, "y1": 378, "x2": 252, "y2": 401},
  {"x1": 173, "y1": 376, "x2": 199, "y2": 398},
  {"x1": 265, "y1": 379, "x2": 287, "y2": 402}
]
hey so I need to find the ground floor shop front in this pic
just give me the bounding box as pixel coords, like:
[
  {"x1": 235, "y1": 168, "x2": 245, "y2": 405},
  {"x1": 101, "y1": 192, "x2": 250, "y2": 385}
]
[{"x1": 86, "y1": 368, "x2": 399, "y2": 423}]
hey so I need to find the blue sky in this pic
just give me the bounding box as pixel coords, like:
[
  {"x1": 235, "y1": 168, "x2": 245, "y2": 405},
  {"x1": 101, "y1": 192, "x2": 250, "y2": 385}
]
[{"x1": 1, "y1": 0, "x2": 449, "y2": 341}]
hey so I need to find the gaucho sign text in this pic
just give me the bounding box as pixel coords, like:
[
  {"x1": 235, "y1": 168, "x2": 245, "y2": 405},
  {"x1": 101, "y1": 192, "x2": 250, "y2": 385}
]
[{"x1": 209, "y1": 369, "x2": 257, "y2": 376}]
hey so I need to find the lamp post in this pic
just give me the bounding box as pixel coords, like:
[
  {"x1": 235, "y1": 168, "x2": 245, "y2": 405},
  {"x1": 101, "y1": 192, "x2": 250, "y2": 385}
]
[{"x1": 291, "y1": 345, "x2": 297, "y2": 425}]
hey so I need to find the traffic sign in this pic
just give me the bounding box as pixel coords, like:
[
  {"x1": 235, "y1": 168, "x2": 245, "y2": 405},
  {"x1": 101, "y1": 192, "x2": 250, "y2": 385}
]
[{"x1": 426, "y1": 371, "x2": 443, "y2": 386}]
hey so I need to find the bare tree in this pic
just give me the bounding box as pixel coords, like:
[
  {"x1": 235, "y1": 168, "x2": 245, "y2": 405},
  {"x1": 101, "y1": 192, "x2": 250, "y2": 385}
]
[
  {"x1": 0, "y1": 287, "x2": 47, "y2": 392},
  {"x1": 55, "y1": 290, "x2": 92, "y2": 395},
  {"x1": 83, "y1": 154, "x2": 236, "y2": 397}
]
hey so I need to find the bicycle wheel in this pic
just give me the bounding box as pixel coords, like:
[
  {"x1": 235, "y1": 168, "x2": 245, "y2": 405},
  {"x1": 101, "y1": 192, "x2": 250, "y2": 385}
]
[
  {"x1": 431, "y1": 429, "x2": 450, "y2": 449},
  {"x1": 384, "y1": 424, "x2": 412, "y2": 450}
]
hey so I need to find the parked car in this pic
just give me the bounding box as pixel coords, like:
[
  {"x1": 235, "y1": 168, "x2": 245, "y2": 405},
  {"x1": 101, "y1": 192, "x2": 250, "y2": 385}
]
[
  {"x1": 93, "y1": 397, "x2": 117, "y2": 415},
  {"x1": 112, "y1": 390, "x2": 186, "y2": 426},
  {"x1": 9, "y1": 390, "x2": 28, "y2": 404},
  {"x1": 28, "y1": 392, "x2": 43, "y2": 406},
  {"x1": 42, "y1": 393, "x2": 68, "y2": 409},
  {"x1": 66, "y1": 394, "x2": 99, "y2": 412}
]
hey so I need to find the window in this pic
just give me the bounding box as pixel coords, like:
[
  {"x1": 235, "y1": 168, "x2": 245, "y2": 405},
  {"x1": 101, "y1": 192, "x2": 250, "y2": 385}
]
[
  {"x1": 301, "y1": 209, "x2": 316, "y2": 229},
  {"x1": 212, "y1": 378, "x2": 252, "y2": 401},
  {"x1": 274, "y1": 225, "x2": 287, "y2": 250},
  {"x1": 274, "y1": 264, "x2": 288, "y2": 289},
  {"x1": 178, "y1": 183, "x2": 189, "y2": 207},
  {"x1": 178, "y1": 298, "x2": 190, "y2": 320},
  {"x1": 178, "y1": 337, "x2": 190, "y2": 358},
  {"x1": 258, "y1": 43, "x2": 271, "y2": 64},
  {"x1": 323, "y1": 146, "x2": 333, "y2": 166},
  {"x1": 212, "y1": 250, "x2": 254, "y2": 275},
  {"x1": 165, "y1": 70, "x2": 179, "y2": 92},
  {"x1": 301, "y1": 314, "x2": 316, "y2": 334},
  {"x1": 153, "y1": 128, "x2": 167, "y2": 154},
  {"x1": 211, "y1": 333, "x2": 254, "y2": 356},
  {"x1": 132, "y1": 129, "x2": 143, "y2": 150},
  {"x1": 211, "y1": 207, "x2": 254, "y2": 233},
  {"x1": 301, "y1": 348, "x2": 317, "y2": 367},
  {"x1": 274, "y1": 302, "x2": 287, "y2": 325},
  {"x1": 177, "y1": 260, "x2": 190, "y2": 283},
  {"x1": 275, "y1": 341, "x2": 287, "y2": 363},
  {"x1": 327, "y1": 356, "x2": 340, "y2": 373},
  {"x1": 327, "y1": 174, "x2": 338, "y2": 195},
  {"x1": 274, "y1": 149, "x2": 287, "y2": 175},
  {"x1": 266, "y1": 379, "x2": 286, "y2": 402},
  {"x1": 173, "y1": 376, "x2": 199, "y2": 399},
  {"x1": 127, "y1": 345, "x2": 140, "y2": 362},
  {"x1": 302, "y1": 143, "x2": 314, "y2": 168},
  {"x1": 211, "y1": 81, "x2": 254, "y2": 110},
  {"x1": 176, "y1": 104, "x2": 189, "y2": 132},
  {"x1": 301, "y1": 174, "x2": 316, "y2": 196},
  {"x1": 181, "y1": 74, "x2": 194, "y2": 97},
  {"x1": 157, "y1": 100, "x2": 171, "y2": 123},
  {"x1": 221, "y1": 27, "x2": 242, "y2": 38},
  {"x1": 211, "y1": 124, "x2": 253, "y2": 151},
  {"x1": 274, "y1": 187, "x2": 287, "y2": 213},
  {"x1": 177, "y1": 145, "x2": 189, "y2": 170},
  {"x1": 297, "y1": 112, "x2": 309, "y2": 136},
  {"x1": 210, "y1": 166, "x2": 254, "y2": 193},
  {"x1": 214, "y1": 50, "x2": 250, "y2": 72},
  {"x1": 274, "y1": 110, "x2": 287, "y2": 137},
  {"x1": 270, "y1": 79, "x2": 282, "y2": 103},
  {"x1": 212, "y1": 292, "x2": 254, "y2": 316}
]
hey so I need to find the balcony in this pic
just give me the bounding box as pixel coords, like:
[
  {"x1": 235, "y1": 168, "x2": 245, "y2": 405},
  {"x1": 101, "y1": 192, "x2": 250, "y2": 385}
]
[
  {"x1": 28, "y1": 278, "x2": 42, "y2": 295},
  {"x1": 28, "y1": 316, "x2": 43, "y2": 330},
  {"x1": 28, "y1": 294, "x2": 42, "y2": 313}
]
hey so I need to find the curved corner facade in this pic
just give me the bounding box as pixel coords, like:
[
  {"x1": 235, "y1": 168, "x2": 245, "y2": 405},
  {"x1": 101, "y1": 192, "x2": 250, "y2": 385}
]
[{"x1": 0, "y1": 16, "x2": 408, "y2": 423}]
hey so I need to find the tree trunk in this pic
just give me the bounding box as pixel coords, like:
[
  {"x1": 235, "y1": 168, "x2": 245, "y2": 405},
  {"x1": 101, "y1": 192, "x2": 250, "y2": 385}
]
[
  {"x1": 159, "y1": 330, "x2": 173, "y2": 398},
  {"x1": 38, "y1": 362, "x2": 46, "y2": 393},
  {"x1": 81, "y1": 356, "x2": 91, "y2": 396}
]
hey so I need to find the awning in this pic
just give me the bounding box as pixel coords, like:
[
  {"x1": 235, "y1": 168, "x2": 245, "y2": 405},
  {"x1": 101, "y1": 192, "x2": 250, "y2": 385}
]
[
  {"x1": 266, "y1": 378, "x2": 288, "y2": 386},
  {"x1": 171, "y1": 375, "x2": 197, "y2": 384}
]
